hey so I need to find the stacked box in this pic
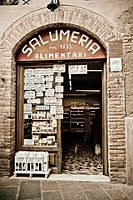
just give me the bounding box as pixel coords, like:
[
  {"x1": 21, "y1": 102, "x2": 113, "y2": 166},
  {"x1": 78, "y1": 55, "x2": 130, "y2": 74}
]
[
  {"x1": 27, "y1": 152, "x2": 37, "y2": 172},
  {"x1": 15, "y1": 151, "x2": 29, "y2": 172},
  {"x1": 41, "y1": 152, "x2": 49, "y2": 172},
  {"x1": 14, "y1": 151, "x2": 50, "y2": 176},
  {"x1": 34, "y1": 152, "x2": 43, "y2": 172}
]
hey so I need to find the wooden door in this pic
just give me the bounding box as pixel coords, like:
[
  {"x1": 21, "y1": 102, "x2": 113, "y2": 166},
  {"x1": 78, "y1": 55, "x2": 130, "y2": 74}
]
[{"x1": 102, "y1": 63, "x2": 108, "y2": 175}]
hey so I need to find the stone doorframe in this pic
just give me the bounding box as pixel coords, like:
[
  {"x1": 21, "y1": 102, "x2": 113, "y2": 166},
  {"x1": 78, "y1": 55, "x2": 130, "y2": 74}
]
[{"x1": 0, "y1": 5, "x2": 126, "y2": 183}]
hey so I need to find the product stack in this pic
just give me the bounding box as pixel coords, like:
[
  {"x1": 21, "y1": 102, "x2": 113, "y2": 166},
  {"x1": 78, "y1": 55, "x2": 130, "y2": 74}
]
[{"x1": 14, "y1": 151, "x2": 50, "y2": 178}]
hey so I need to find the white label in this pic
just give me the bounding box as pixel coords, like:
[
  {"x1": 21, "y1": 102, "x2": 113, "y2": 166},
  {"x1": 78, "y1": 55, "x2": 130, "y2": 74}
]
[
  {"x1": 24, "y1": 112, "x2": 32, "y2": 119},
  {"x1": 55, "y1": 76, "x2": 64, "y2": 83},
  {"x1": 36, "y1": 105, "x2": 49, "y2": 110},
  {"x1": 69, "y1": 65, "x2": 87, "y2": 74},
  {"x1": 56, "y1": 98, "x2": 62, "y2": 106},
  {"x1": 44, "y1": 97, "x2": 56, "y2": 105},
  {"x1": 110, "y1": 58, "x2": 122, "y2": 72},
  {"x1": 35, "y1": 84, "x2": 45, "y2": 92},
  {"x1": 24, "y1": 139, "x2": 34, "y2": 145},
  {"x1": 27, "y1": 98, "x2": 41, "y2": 104},
  {"x1": 43, "y1": 68, "x2": 54, "y2": 75},
  {"x1": 24, "y1": 104, "x2": 32, "y2": 112},
  {"x1": 24, "y1": 76, "x2": 34, "y2": 84},
  {"x1": 24, "y1": 69, "x2": 35, "y2": 76},
  {"x1": 45, "y1": 89, "x2": 55, "y2": 97},
  {"x1": 50, "y1": 106, "x2": 56, "y2": 114},
  {"x1": 46, "y1": 76, "x2": 54, "y2": 82},
  {"x1": 53, "y1": 64, "x2": 66, "y2": 73},
  {"x1": 55, "y1": 86, "x2": 64, "y2": 93},
  {"x1": 34, "y1": 75, "x2": 45, "y2": 84},
  {"x1": 56, "y1": 106, "x2": 63, "y2": 113},
  {"x1": 34, "y1": 68, "x2": 44, "y2": 74},
  {"x1": 36, "y1": 92, "x2": 44, "y2": 97},
  {"x1": 24, "y1": 84, "x2": 35, "y2": 90},
  {"x1": 55, "y1": 93, "x2": 63, "y2": 98},
  {"x1": 24, "y1": 91, "x2": 35, "y2": 99},
  {"x1": 45, "y1": 82, "x2": 52, "y2": 88},
  {"x1": 56, "y1": 114, "x2": 63, "y2": 119}
]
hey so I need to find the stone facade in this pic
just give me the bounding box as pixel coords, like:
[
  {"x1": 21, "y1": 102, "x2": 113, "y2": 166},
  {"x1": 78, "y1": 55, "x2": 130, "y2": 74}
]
[{"x1": 0, "y1": 1, "x2": 133, "y2": 184}]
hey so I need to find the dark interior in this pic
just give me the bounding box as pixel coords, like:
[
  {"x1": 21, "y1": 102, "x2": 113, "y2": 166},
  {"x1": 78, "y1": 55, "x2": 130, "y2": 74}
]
[{"x1": 61, "y1": 60, "x2": 104, "y2": 175}]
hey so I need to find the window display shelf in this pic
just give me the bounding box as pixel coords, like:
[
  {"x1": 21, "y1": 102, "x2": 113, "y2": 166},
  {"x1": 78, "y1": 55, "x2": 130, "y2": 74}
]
[
  {"x1": 32, "y1": 132, "x2": 57, "y2": 134},
  {"x1": 22, "y1": 145, "x2": 58, "y2": 152},
  {"x1": 32, "y1": 119, "x2": 53, "y2": 121}
]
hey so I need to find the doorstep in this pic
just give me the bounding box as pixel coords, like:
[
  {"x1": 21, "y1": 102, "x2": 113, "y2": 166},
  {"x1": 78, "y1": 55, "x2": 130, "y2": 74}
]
[
  {"x1": 48, "y1": 174, "x2": 110, "y2": 182},
  {"x1": 11, "y1": 174, "x2": 110, "y2": 182}
]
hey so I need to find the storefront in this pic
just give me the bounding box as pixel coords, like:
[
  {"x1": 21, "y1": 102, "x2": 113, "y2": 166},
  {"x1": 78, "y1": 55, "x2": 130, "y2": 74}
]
[
  {"x1": 1, "y1": 2, "x2": 133, "y2": 184},
  {"x1": 16, "y1": 27, "x2": 107, "y2": 174}
]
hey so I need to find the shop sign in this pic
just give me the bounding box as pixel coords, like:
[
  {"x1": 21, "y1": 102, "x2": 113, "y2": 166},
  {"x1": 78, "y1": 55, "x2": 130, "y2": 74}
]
[
  {"x1": 16, "y1": 28, "x2": 105, "y2": 61},
  {"x1": 69, "y1": 65, "x2": 87, "y2": 74}
]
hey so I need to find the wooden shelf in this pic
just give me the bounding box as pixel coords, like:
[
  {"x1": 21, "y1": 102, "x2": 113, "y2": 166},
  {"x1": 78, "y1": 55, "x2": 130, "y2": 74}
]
[
  {"x1": 22, "y1": 145, "x2": 58, "y2": 152},
  {"x1": 32, "y1": 119, "x2": 52, "y2": 121},
  {"x1": 32, "y1": 132, "x2": 57, "y2": 134}
]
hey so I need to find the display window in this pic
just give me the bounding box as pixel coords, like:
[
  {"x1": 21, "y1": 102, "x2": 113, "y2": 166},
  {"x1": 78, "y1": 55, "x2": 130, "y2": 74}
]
[{"x1": 17, "y1": 64, "x2": 64, "y2": 151}]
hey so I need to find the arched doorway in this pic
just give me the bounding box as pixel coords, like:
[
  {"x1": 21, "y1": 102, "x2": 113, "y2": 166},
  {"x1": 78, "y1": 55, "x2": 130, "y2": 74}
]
[{"x1": 16, "y1": 26, "x2": 108, "y2": 175}]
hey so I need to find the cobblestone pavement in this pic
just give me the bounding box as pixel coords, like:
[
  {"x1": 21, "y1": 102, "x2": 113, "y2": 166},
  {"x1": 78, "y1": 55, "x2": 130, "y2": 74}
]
[{"x1": 0, "y1": 178, "x2": 133, "y2": 200}]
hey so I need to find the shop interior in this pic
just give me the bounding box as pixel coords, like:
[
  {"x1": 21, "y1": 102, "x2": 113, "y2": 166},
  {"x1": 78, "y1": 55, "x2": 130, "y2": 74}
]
[{"x1": 61, "y1": 60, "x2": 103, "y2": 175}]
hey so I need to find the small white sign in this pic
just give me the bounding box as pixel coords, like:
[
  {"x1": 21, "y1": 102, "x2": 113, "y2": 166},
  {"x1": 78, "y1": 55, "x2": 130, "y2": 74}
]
[
  {"x1": 53, "y1": 64, "x2": 66, "y2": 73},
  {"x1": 56, "y1": 98, "x2": 62, "y2": 106},
  {"x1": 34, "y1": 75, "x2": 45, "y2": 84},
  {"x1": 45, "y1": 82, "x2": 52, "y2": 88},
  {"x1": 24, "y1": 69, "x2": 35, "y2": 76},
  {"x1": 36, "y1": 105, "x2": 49, "y2": 110},
  {"x1": 56, "y1": 106, "x2": 63, "y2": 113},
  {"x1": 46, "y1": 76, "x2": 54, "y2": 82},
  {"x1": 24, "y1": 76, "x2": 34, "y2": 84},
  {"x1": 56, "y1": 114, "x2": 63, "y2": 119},
  {"x1": 55, "y1": 93, "x2": 63, "y2": 98},
  {"x1": 50, "y1": 106, "x2": 56, "y2": 114},
  {"x1": 44, "y1": 68, "x2": 54, "y2": 75},
  {"x1": 24, "y1": 104, "x2": 32, "y2": 112},
  {"x1": 34, "y1": 68, "x2": 44, "y2": 75},
  {"x1": 55, "y1": 86, "x2": 64, "y2": 93},
  {"x1": 24, "y1": 139, "x2": 34, "y2": 146},
  {"x1": 24, "y1": 84, "x2": 35, "y2": 90},
  {"x1": 55, "y1": 76, "x2": 64, "y2": 83},
  {"x1": 27, "y1": 98, "x2": 41, "y2": 104},
  {"x1": 45, "y1": 89, "x2": 55, "y2": 97},
  {"x1": 110, "y1": 58, "x2": 122, "y2": 72},
  {"x1": 35, "y1": 84, "x2": 45, "y2": 92},
  {"x1": 44, "y1": 97, "x2": 56, "y2": 105},
  {"x1": 69, "y1": 65, "x2": 87, "y2": 74},
  {"x1": 24, "y1": 112, "x2": 32, "y2": 119},
  {"x1": 36, "y1": 91, "x2": 44, "y2": 97},
  {"x1": 24, "y1": 91, "x2": 35, "y2": 99}
]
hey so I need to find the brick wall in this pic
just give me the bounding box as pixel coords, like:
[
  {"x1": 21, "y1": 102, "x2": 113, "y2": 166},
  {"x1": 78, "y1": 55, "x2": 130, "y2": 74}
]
[
  {"x1": 107, "y1": 40, "x2": 126, "y2": 183},
  {"x1": 0, "y1": 44, "x2": 15, "y2": 177}
]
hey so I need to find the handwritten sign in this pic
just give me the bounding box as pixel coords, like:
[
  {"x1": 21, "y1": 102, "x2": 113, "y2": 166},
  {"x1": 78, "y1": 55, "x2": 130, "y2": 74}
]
[{"x1": 69, "y1": 65, "x2": 87, "y2": 74}]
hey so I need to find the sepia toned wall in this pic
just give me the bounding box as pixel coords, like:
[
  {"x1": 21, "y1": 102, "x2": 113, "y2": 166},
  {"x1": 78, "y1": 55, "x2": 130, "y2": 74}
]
[{"x1": 0, "y1": 0, "x2": 133, "y2": 184}]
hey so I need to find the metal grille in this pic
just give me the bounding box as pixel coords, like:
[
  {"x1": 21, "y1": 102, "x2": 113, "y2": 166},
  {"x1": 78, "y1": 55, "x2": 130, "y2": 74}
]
[
  {"x1": 19, "y1": 0, "x2": 30, "y2": 5},
  {"x1": 0, "y1": 0, "x2": 31, "y2": 5}
]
